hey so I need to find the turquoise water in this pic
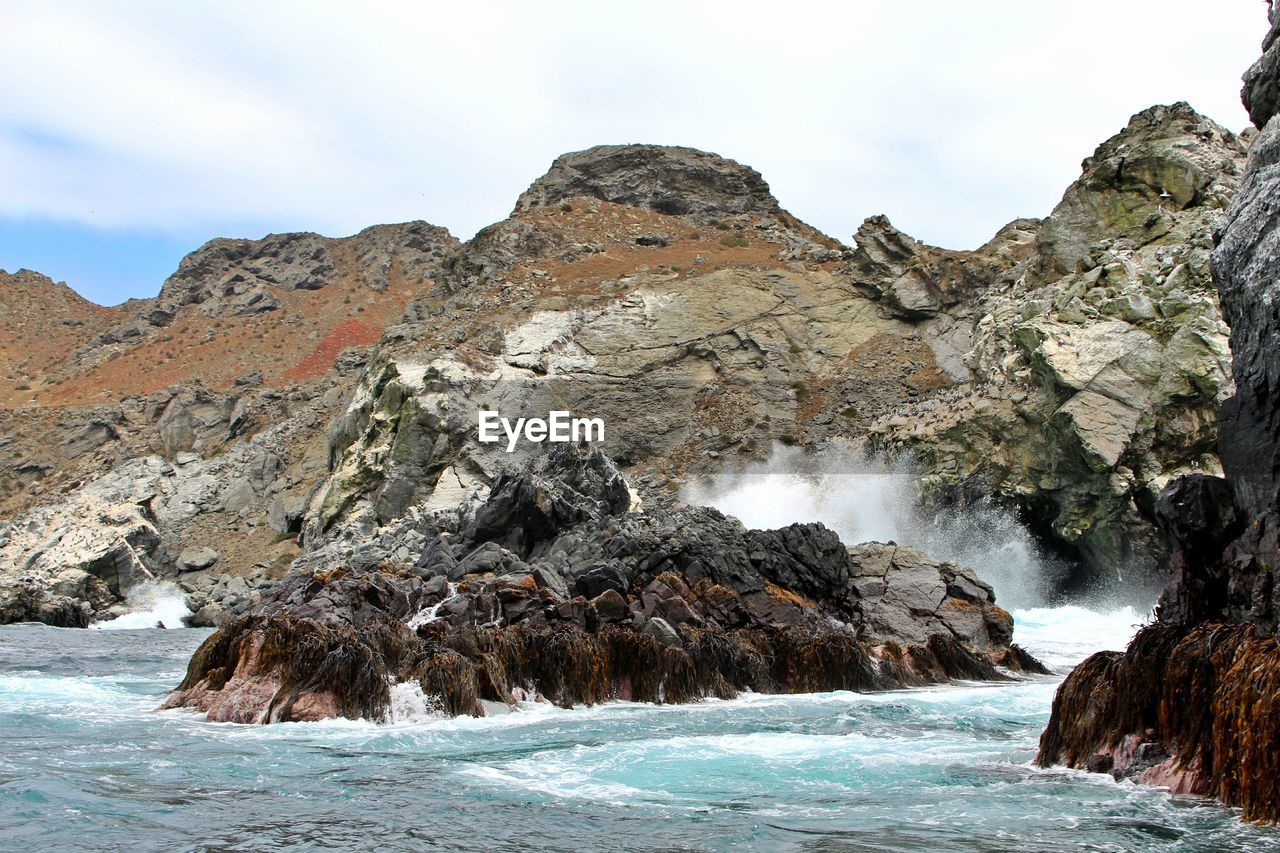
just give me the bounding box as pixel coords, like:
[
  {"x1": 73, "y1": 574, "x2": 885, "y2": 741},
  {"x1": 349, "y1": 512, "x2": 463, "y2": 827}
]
[{"x1": 1, "y1": 612, "x2": 1275, "y2": 852}]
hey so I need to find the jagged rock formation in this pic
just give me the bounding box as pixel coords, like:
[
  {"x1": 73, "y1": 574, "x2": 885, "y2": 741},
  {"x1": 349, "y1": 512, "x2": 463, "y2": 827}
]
[
  {"x1": 162, "y1": 447, "x2": 1042, "y2": 723},
  {"x1": 1037, "y1": 6, "x2": 1280, "y2": 822},
  {"x1": 303, "y1": 112, "x2": 1244, "y2": 598},
  {"x1": 868, "y1": 103, "x2": 1244, "y2": 587},
  {"x1": 152, "y1": 222, "x2": 454, "y2": 321},
  {"x1": 1244, "y1": 8, "x2": 1280, "y2": 130}
]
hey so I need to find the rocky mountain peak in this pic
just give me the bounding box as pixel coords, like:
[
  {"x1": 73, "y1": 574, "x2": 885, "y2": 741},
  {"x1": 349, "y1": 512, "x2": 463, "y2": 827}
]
[
  {"x1": 1, "y1": 268, "x2": 118, "y2": 404},
  {"x1": 512, "y1": 144, "x2": 781, "y2": 222},
  {"x1": 157, "y1": 231, "x2": 334, "y2": 319},
  {"x1": 1037, "y1": 101, "x2": 1246, "y2": 275}
]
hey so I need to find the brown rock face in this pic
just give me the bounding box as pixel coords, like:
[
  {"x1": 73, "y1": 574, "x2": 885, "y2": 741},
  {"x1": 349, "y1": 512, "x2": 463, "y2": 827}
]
[{"x1": 1038, "y1": 623, "x2": 1280, "y2": 822}]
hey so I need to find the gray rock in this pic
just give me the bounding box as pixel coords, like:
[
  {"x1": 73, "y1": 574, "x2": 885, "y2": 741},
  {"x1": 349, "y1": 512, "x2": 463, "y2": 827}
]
[
  {"x1": 178, "y1": 547, "x2": 220, "y2": 572},
  {"x1": 531, "y1": 564, "x2": 569, "y2": 600},
  {"x1": 849, "y1": 542, "x2": 1011, "y2": 649},
  {"x1": 641, "y1": 616, "x2": 683, "y2": 649},
  {"x1": 221, "y1": 479, "x2": 255, "y2": 513},
  {"x1": 267, "y1": 494, "x2": 307, "y2": 534},
  {"x1": 456, "y1": 542, "x2": 509, "y2": 577},
  {"x1": 422, "y1": 575, "x2": 450, "y2": 598},
  {"x1": 223, "y1": 576, "x2": 250, "y2": 598},
  {"x1": 186, "y1": 602, "x2": 227, "y2": 628}
]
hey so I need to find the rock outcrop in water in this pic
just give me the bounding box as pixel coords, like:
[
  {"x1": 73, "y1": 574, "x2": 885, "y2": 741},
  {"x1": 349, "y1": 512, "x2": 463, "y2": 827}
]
[
  {"x1": 1038, "y1": 6, "x2": 1280, "y2": 823},
  {"x1": 162, "y1": 446, "x2": 1043, "y2": 722}
]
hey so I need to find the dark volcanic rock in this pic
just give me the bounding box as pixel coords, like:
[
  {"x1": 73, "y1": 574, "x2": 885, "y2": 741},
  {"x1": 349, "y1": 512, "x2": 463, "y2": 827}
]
[
  {"x1": 1212, "y1": 119, "x2": 1280, "y2": 620},
  {"x1": 469, "y1": 445, "x2": 632, "y2": 555},
  {"x1": 163, "y1": 447, "x2": 1038, "y2": 725},
  {"x1": 1244, "y1": 4, "x2": 1280, "y2": 130},
  {"x1": 1153, "y1": 474, "x2": 1243, "y2": 627},
  {"x1": 745, "y1": 523, "x2": 851, "y2": 603}
]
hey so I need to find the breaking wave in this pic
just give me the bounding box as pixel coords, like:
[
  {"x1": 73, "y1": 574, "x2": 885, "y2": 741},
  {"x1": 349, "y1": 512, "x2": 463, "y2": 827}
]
[
  {"x1": 683, "y1": 443, "x2": 1075, "y2": 611},
  {"x1": 92, "y1": 580, "x2": 192, "y2": 630}
]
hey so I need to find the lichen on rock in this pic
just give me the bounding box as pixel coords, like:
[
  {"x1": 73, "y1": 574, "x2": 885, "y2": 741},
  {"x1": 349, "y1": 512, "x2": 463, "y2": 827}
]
[{"x1": 868, "y1": 102, "x2": 1244, "y2": 588}]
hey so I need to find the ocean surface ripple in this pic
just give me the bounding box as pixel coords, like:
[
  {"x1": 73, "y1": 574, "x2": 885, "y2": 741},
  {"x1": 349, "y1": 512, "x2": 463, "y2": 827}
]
[{"x1": 0, "y1": 609, "x2": 1272, "y2": 852}]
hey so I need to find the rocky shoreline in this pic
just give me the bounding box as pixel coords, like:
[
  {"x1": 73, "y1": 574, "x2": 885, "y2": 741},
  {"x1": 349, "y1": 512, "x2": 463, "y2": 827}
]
[
  {"x1": 1037, "y1": 6, "x2": 1280, "y2": 823},
  {"x1": 162, "y1": 446, "x2": 1044, "y2": 722}
]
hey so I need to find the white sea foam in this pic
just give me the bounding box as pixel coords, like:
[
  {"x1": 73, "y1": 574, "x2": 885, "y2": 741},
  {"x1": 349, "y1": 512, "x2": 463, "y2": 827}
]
[
  {"x1": 681, "y1": 442, "x2": 1157, "y2": 677},
  {"x1": 387, "y1": 680, "x2": 445, "y2": 724},
  {"x1": 407, "y1": 582, "x2": 460, "y2": 629},
  {"x1": 92, "y1": 581, "x2": 192, "y2": 630},
  {"x1": 684, "y1": 443, "x2": 1074, "y2": 611},
  {"x1": 1012, "y1": 604, "x2": 1149, "y2": 669}
]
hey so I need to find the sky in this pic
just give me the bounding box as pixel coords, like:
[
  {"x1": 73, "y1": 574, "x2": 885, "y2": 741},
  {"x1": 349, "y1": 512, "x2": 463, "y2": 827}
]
[{"x1": 0, "y1": 1, "x2": 1268, "y2": 306}]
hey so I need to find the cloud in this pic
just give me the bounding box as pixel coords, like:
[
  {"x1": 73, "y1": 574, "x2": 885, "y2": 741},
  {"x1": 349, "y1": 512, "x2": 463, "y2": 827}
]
[{"x1": 0, "y1": 0, "x2": 1265, "y2": 267}]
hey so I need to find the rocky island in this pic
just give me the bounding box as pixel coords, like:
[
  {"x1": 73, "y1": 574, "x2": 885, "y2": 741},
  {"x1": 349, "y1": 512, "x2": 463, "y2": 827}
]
[
  {"x1": 162, "y1": 446, "x2": 1043, "y2": 722},
  {"x1": 0, "y1": 98, "x2": 1243, "y2": 630},
  {"x1": 0, "y1": 0, "x2": 1276, "y2": 826}
]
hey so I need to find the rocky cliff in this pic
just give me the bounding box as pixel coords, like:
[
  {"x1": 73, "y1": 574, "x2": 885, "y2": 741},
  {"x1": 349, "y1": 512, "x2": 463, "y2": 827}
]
[
  {"x1": 1037, "y1": 5, "x2": 1280, "y2": 823},
  {"x1": 298, "y1": 116, "x2": 1244, "y2": 601},
  {"x1": 0, "y1": 222, "x2": 458, "y2": 626},
  {"x1": 0, "y1": 102, "x2": 1248, "y2": 628},
  {"x1": 868, "y1": 104, "x2": 1244, "y2": 589}
]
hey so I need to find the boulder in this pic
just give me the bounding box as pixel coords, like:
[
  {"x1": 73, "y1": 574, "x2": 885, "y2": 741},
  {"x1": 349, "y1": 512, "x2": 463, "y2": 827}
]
[
  {"x1": 267, "y1": 494, "x2": 307, "y2": 535},
  {"x1": 576, "y1": 564, "x2": 629, "y2": 600},
  {"x1": 178, "y1": 547, "x2": 220, "y2": 572},
  {"x1": 220, "y1": 479, "x2": 255, "y2": 513},
  {"x1": 641, "y1": 616, "x2": 683, "y2": 649},
  {"x1": 849, "y1": 542, "x2": 1012, "y2": 650},
  {"x1": 589, "y1": 588, "x2": 630, "y2": 623}
]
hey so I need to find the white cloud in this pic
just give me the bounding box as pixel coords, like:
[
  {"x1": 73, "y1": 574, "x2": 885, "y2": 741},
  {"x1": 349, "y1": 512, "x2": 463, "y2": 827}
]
[{"x1": 0, "y1": 0, "x2": 1266, "y2": 249}]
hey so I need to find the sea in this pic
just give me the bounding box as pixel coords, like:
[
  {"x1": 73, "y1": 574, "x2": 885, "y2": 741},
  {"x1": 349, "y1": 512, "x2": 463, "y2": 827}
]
[{"x1": 2, "y1": 453, "x2": 1275, "y2": 850}]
